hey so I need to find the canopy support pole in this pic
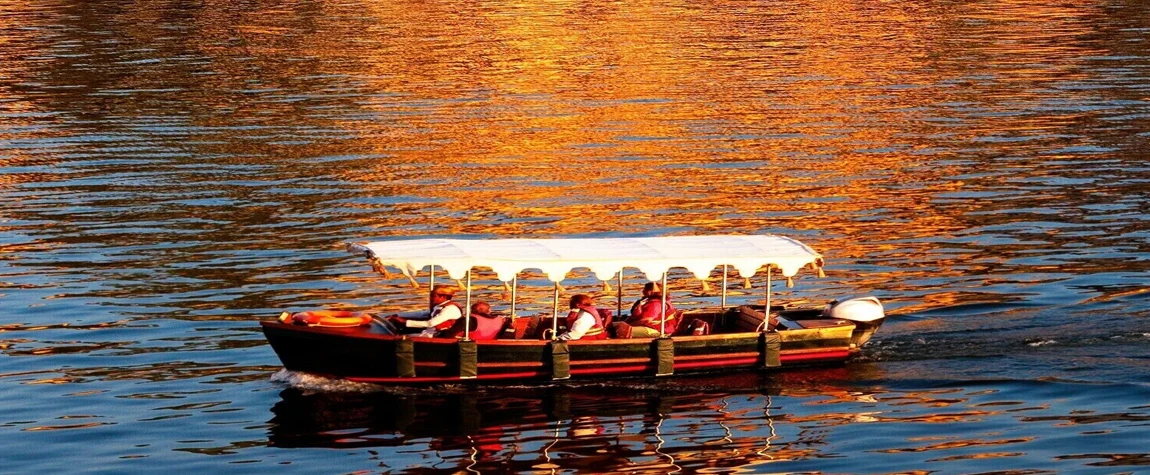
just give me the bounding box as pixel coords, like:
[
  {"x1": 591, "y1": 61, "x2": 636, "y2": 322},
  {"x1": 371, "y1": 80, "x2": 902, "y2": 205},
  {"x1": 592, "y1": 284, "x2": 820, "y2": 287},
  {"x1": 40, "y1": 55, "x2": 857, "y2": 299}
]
[
  {"x1": 617, "y1": 269, "x2": 623, "y2": 320},
  {"x1": 510, "y1": 276, "x2": 518, "y2": 320},
  {"x1": 463, "y1": 270, "x2": 472, "y2": 340},
  {"x1": 765, "y1": 265, "x2": 772, "y2": 317},
  {"x1": 721, "y1": 265, "x2": 728, "y2": 309},
  {"x1": 429, "y1": 264, "x2": 435, "y2": 290},
  {"x1": 551, "y1": 282, "x2": 560, "y2": 341},
  {"x1": 660, "y1": 273, "x2": 668, "y2": 337}
]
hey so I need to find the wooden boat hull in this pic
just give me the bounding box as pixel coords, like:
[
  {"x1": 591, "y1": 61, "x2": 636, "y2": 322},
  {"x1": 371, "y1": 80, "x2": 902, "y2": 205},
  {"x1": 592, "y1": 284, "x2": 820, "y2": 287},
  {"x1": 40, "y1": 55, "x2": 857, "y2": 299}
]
[{"x1": 260, "y1": 308, "x2": 863, "y2": 385}]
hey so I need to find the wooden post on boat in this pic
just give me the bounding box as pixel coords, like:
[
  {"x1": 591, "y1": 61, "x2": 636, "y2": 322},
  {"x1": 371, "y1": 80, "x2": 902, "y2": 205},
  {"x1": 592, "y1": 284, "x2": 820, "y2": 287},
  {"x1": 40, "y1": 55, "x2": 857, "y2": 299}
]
[
  {"x1": 396, "y1": 337, "x2": 416, "y2": 377},
  {"x1": 654, "y1": 338, "x2": 674, "y2": 376},
  {"x1": 458, "y1": 339, "x2": 477, "y2": 379},
  {"x1": 760, "y1": 332, "x2": 781, "y2": 368},
  {"x1": 549, "y1": 340, "x2": 570, "y2": 380}
]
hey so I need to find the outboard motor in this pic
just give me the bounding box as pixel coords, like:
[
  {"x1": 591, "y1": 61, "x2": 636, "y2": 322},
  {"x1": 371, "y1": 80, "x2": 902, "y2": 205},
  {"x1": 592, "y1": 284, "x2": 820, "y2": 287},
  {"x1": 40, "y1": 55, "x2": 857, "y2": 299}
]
[
  {"x1": 822, "y1": 296, "x2": 884, "y2": 322},
  {"x1": 822, "y1": 296, "x2": 885, "y2": 348}
]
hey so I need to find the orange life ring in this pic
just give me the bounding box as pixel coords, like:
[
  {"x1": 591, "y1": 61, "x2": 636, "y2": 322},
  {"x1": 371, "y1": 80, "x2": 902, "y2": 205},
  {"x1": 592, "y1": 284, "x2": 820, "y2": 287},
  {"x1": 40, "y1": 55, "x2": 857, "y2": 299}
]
[{"x1": 280, "y1": 310, "x2": 373, "y2": 327}]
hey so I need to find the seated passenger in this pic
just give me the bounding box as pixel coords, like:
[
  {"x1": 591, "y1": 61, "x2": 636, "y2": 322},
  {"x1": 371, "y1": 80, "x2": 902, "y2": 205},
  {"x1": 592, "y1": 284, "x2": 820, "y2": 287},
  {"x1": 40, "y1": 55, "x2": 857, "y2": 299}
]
[
  {"x1": 555, "y1": 294, "x2": 607, "y2": 341},
  {"x1": 629, "y1": 282, "x2": 658, "y2": 316},
  {"x1": 612, "y1": 282, "x2": 677, "y2": 338},
  {"x1": 441, "y1": 301, "x2": 506, "y2": 340},
  {"x1": 387, "y1": 284, "x2": 462, "y2": 337}
]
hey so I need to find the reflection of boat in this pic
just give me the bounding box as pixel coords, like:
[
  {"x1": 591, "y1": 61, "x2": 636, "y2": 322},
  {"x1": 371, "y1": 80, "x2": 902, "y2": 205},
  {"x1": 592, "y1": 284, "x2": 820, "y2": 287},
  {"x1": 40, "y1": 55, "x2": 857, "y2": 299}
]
[
  {"x1": 261, "y1": 235, "x2": 884, "y2": 385},
  {"x1": 267, "y1": 372, "x2": 875, "y2": 473},
  {"x1": 267, "y1": 385, "x2": 652, "y2": 449}
]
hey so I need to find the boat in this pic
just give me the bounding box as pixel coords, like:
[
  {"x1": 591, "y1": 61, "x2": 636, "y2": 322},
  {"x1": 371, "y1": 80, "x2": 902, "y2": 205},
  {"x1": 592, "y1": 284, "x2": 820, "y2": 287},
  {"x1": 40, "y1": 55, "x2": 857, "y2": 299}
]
[{"x1": 260, "y1": 235, "x2": 885, "y2": 385}]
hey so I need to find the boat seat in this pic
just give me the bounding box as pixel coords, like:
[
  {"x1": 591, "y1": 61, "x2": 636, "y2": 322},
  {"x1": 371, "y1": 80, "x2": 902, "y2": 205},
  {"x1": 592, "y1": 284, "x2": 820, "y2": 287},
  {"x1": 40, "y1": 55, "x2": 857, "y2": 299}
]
[
  {"x1": 511, "y1": 316, "x2": 542, "y2": 339},
  {"x1": 733, "y1": 305, "x2": 780, "y2": 332},
  {"x1": 674, "y1": 316, "x2": 711, "y2": 336},
  {"x1": 733, "y1": 306, "x2": 765, "y2": 332}
]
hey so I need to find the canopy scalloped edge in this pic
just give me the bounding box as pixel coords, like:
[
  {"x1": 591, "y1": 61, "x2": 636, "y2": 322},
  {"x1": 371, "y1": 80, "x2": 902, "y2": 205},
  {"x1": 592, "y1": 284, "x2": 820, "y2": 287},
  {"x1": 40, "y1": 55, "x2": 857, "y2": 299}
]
[{"x1": 346, "y1": 235, "x2": 824, "y2": 284}]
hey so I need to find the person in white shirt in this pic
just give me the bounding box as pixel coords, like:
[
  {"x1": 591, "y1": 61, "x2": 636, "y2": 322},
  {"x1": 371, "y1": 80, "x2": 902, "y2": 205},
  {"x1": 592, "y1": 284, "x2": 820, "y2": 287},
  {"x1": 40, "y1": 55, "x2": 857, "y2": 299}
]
[
  {"x1": 388, "y1": 284, "x2": 463, "y2": 337},
  {"x1": 556, "y1": 294, "x2": 607, "y2": 341}
]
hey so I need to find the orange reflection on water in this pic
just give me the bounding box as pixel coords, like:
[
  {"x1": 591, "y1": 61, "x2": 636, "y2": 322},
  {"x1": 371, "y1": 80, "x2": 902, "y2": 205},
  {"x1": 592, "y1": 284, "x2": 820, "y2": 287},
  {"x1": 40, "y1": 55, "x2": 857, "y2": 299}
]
[
  {"x1": 23, "y1": 421, "x2": 113, "y2": 432},
  {"x1": 1, "y1": 0, "x2": 1144, "y2": 318},
  {"x1": 877, "y1": 436, "x2": 1034, "y2": 454}
]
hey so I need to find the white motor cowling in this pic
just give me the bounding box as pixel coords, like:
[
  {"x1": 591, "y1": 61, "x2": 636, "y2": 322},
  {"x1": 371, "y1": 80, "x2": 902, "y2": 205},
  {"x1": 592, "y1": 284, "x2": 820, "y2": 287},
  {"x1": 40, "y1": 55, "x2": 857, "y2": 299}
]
[{"x1": 822, "y1": 296, "x2": 885, "y2": 323}]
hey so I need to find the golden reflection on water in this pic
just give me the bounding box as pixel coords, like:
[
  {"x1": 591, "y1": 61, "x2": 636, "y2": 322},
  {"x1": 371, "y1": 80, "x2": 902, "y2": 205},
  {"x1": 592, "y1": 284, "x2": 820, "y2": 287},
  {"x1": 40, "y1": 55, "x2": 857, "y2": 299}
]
[
  {"x1": 2, "y1": 0, "x2": 1145, "y2": 301},
  {"x1": 2, "y1": 1, "x2": 1150, "y2": 471}
]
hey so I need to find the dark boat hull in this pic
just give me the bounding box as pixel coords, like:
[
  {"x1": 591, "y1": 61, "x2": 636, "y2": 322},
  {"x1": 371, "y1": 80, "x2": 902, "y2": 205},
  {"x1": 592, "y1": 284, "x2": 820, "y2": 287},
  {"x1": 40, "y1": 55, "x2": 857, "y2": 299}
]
[{"x1": 261, "y1": 308, "x2": 863, "y2": 385}]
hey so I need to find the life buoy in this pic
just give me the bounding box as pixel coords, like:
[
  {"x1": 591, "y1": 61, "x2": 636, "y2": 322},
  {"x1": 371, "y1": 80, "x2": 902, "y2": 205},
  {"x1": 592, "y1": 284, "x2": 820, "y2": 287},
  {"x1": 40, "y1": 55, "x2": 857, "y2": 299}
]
[{"x1": 279, "y1": 310, "x2": 373, "y2": 327}]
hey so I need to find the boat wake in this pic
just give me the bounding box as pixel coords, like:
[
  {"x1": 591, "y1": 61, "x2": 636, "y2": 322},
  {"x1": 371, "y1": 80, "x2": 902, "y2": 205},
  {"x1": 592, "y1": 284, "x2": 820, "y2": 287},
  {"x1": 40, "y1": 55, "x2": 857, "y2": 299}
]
[
  {"x1": 858, "y1": 323, "x2": 1150, "y2": 363},
  {"x1": 269, "y1": 369, "x2": 384, "y2": 394}
]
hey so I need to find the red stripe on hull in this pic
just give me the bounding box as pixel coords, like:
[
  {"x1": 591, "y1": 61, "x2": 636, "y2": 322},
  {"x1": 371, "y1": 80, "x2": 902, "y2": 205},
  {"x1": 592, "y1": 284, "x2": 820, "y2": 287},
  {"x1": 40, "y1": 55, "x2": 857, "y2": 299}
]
[
  {"x1": 781, "y1": 350, "x2": 851, "y2": 362},
  {"x1": 343, "y1": 351, "x2": 851, "y2": 384},
  {"x1": 570, "y1": 364, "x2": 651, "y2": 376},
  {"x1": 674, "y1": 357, "x2": 759, "y2": 370}
]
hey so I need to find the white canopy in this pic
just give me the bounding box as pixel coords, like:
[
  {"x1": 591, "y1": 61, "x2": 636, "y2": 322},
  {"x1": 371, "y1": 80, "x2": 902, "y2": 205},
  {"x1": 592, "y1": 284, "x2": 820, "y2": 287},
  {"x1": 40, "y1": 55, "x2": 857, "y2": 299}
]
[{"x1": 347, "y1": 235, "x2": 824, "y2": 283}]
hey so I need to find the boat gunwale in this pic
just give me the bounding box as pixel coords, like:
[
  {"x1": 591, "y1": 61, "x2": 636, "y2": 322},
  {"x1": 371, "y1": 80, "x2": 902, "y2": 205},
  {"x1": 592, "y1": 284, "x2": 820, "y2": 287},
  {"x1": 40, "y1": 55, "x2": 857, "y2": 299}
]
[{"x1": 258, "y1": 320, "x2": 848, "y2": 345}]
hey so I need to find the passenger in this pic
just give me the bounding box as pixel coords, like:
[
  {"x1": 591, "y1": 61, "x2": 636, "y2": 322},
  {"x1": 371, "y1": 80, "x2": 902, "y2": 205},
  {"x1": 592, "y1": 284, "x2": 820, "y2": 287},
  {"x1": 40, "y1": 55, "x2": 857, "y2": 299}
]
[
  {"x1": 387, "y1": 284, "x2": 462, "y2": 337},
  {"x1": 471, "y1": 301, "x2": 494, "y2": 319},
  {"x1": 555, "y1": 294, "x2": 607, "y2": 341},
  {"x1": 441, "y1": 301, "x2": 506, "y2": 340},
  {"x1": 613, "y1": 282, "x2": 677, "y2": 338},
  {"x1": 629, "y1": 282, "x2": 659, "y2": 316}
]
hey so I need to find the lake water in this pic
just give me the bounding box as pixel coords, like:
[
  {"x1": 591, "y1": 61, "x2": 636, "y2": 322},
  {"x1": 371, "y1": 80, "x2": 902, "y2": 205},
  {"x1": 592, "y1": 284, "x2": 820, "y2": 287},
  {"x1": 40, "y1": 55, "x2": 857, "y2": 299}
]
[{"x1": 3, "y1": 0, "x2": 1150, "y2": 473}]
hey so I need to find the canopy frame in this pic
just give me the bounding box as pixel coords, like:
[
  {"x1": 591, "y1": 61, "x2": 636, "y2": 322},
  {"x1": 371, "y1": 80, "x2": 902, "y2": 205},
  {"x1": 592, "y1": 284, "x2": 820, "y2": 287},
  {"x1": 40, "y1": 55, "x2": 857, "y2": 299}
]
[
  {"x1": 355, "y1": 235, "x2": 823, "y2": 338},
  {"x1": 350, "y1": 235, "x2": 823, "y2": 286}
]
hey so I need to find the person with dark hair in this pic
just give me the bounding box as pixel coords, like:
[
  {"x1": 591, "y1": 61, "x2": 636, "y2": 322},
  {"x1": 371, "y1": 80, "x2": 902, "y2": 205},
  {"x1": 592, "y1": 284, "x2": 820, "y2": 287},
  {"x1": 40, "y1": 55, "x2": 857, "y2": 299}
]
[
  {"x1": 555, "y1": 294, "x2": 607, "y2": 340},
  {"x1": 629, "y1": 282, "x2": 659, "y2": 316},
  {"x1": 388, "y1": 284, "x2": 462, "y2": 337}
]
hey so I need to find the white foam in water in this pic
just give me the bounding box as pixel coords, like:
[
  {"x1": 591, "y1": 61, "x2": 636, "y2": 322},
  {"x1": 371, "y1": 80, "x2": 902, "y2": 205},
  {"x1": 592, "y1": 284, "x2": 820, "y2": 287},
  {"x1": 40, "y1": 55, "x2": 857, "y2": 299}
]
[
  {"x1": 1027, "y1": 339, "x2": 1057, "y2": 347},
  {"x1": 269, "y1": 368, "x2": 382, "y2": 393}
]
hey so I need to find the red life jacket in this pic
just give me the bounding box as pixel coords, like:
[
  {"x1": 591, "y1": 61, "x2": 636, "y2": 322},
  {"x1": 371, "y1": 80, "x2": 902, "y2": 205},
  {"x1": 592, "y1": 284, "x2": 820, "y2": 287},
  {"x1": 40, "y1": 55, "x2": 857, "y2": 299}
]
[
  {"x1": 565, "y1": 305, "x2": 607, "y2": 340},
  {"x1": 630, "y1": 298, "x2": 678, "y2": 335}
]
